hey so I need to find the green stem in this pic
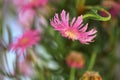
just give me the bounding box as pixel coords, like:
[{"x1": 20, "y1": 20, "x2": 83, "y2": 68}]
[
  {"x1": 79, "y1": 76, "x2": 84, "y2": 80},
  {"x1": 88, "y1": 51, "x2": 97, "y2": 71},
  {"x1": 69, "y1": 68, "x2": 76, "y2": 80},
  {"x1": 39, "y1": 69, "x2": 45, "y2": 80}
]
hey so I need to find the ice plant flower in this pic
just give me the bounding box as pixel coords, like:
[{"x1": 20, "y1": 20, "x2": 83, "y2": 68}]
[
  {"x1": 18, "y1": 8, "x2": 35, "y2": 28},
  {"x1": 18, "y1": 60, "x2": 33, "y2": 76},
  {"x1": 13, "y1": 0, "x2": 47, "y2": 8},
  {"x1": 13, "y1": 0, "x2": 47, "y2": 28},
  {"x1": 66, "y1": 51, "x2": 85, "y2": 68},
  {"x1": 28, "y1": 0, "x2": 47, "y2": 8},
  {"x1": 82, "y1": 71, "x2": 102, "y2": 80},
  {"x1": 10, "y1": 30, "x2": 40, "y2": 53},
  {"x1": 50, "y1": 10, "x2": 97, "y2": 44}
]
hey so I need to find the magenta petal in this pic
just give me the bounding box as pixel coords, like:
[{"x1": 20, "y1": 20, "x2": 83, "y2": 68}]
[
  {"x1": 87, "y1": 29, "x2": 97, "y2": 35},
  {"x1": 10, "y1": 30, "x2": 40, "y2": 54},
  {"x1": 79, "y1": 24, "x2": 88, "y2": 32},
  {"x1": 61, "y1": 10, "x2": 66, "y2": 22},
  {"x1": 70, "y1": 17, "x2": 76, "y2": 27},
  {"x1": 50, "y1": 10, "x2": 97, "y2": 44},
  {"x1": 73, "y1": 15, "x2": 83, "y2": 29}
]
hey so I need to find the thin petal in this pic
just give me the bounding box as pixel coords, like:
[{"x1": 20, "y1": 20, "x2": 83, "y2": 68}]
[
  {"x1": 73, "y1": 15, "x2": 83, "y2": 28},
  {"x1": 61, "y1": 10, "x2": 66, "y2": 23},
  {"x1": 87, "y1": 29, "x2": 97, "y2": 35},
  {"x1": 79, "y1": 24, "x2": 88, "y2": 32},
  {"x1": 66, "y1": 13, "x2": 69, "y2": 26},
  {"x1": 70, "y1": 17, "x2": 76, "y2": 27}
]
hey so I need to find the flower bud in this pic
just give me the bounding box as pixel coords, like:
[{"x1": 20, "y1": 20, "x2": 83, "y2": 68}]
[
  {"x1": 66, "y1": 51, "x2": 85, "y2": 68},
  {"x1": 82, "y1": 71, "x2": 102, "y2": 80}
]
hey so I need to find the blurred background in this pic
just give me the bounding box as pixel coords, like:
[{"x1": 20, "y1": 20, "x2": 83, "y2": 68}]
[{"x1": 0, "y1": 0, "x2": 120, "y2": 80}]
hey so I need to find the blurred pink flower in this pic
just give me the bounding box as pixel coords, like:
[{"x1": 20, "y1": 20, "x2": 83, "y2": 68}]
[
  {"x1": 13, "y1": 0, "x2": 47, "y2": 8},
  {"x1": 50, "y1": 10, "x2": 97, "y2": 44},
  {"x1": 10, "y1": 30, "x2": 40, "y2": 53},
  {"x1": 13, "y1": 0, "x2": 47, "y2": 28},
  {"x1": 102, "y1": 0, "x2": 120, "y2": 18},
  {"x1": 18, "y1": 60, "x2": 33, "y2": 76},
  {"x1": 66, "y1": 51, "x2": 85, "y2": 68},
  {"x1": 29, "y1": 0, "x2": 47, "y2": 8},
  {"x1": 18, "y1": 8, "x2": 35, "y2": 29}
]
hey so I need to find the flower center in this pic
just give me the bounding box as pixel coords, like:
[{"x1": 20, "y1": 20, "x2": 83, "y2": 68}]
[
  {"x1": 20, "y1": 38, "x2": 29, "y2": 45},
  {"x1": 65, "y1": 29, "x2": 77, "y2": 40}
]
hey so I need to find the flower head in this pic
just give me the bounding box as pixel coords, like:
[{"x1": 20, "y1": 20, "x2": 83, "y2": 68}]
[
  {"x1": 13, "y1": 0, "x2": 47, "y2": 28},
  {"x1": 29, "y1": 0, "x2": 47, "y2": 8},
  {"x1": 82, "y1": 71, "x2": 102, "y2": 80},
  {"x1": 18, "y1": 8, "x2": 35, "y2": 28},
  {"x1": 50, "y1": 10, "x2": 97, "y2": 44},
  {"x1": 18, "y1": 60, "x2": 34, "y2": 76},
  {"x1": 13, "y1": 0, "x2": 47, "y2": 8},
  {"x1": 66, "y1": 51, "x2": 85, "y2": 68},
  {"x1": 10, "y1": 30, "x2": 40, "y2": 53}
]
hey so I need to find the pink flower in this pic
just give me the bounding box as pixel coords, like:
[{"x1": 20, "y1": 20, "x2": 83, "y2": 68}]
[
  {"x1": 13, "y1": 0, "x2": 47, "y2": 8},
  {"x1": 10, "y1": 30, "x2": 40, "y2": 53},
  {"x1": 29, "y1": 0, "x2": 47, "y2": 8},
  {"x1": 50, "y1": 10, "x2": 97, "y2": 44},
  {"x1": 66, "y1": 51, "x2": 85, "y2": 68},
  {"x1": 13, "y1": 0, "x2": 47, "y2": 28},
  {"x1": 18, "y1": 8, "x2": 35, "y2": 29},
  {"x1": 18, "y1": 60, "x2": 33, "y2": 76}
]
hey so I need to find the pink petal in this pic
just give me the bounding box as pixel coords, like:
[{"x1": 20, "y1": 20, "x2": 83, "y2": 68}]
[
  {"x1": 73, "y1": 15, "x2": 83, "y2": 29},
  {"x1": 66, "y1": 13, "x2": 69, "y2": 26},
  {"x1": 70, "y1": 17, "x2": 76, "y2": 27},
  {"x1": 79, "y1": 24, "x2": 88, "y2": 32},
  {"x1": 87, "y1": 29, "x2": 97, "y2": 35},
  {"x1": 61, "y1": 10, "x2": 66, "y2": 22}
]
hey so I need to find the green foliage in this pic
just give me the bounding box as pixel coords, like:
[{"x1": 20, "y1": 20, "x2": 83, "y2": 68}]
[{"x1": 1, "y1": 0, "x2": 120, "y2": 80}]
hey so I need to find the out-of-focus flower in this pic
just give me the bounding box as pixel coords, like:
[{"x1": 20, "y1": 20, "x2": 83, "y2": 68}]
[
  {"x1": 10, "y1": 30, "x2": 40, "y2": 53},
  {"x1": 35, "y1": 15, "x2": 48, "y2": 33},
  {"x1": 13, "y1": 0, "x2": 47, "y2": 28},
  {"x1": 102, "y1": 0, "x2": 120, "y2": 18},
  {"x1": 82, "y1": 71, "x2": 102, "y2": 80},
  {"x1": 18, "y1": 60, "x2": 33, "y2": 76},
  {"x1": 13, "y1": 0, "x2": 47, "y2": 8},
  {"x1": 66, "y1": 51, "x2": 85, "y2": 68},
  {"x1": 18, "y1": 8, "x2": 35, "y2": 29},
  {"x1": 28, "y1": 0, "x2": 47, "y2": 8},
  {"x1": 50, "y1": 10, "x2": 97, "y2": 44}
]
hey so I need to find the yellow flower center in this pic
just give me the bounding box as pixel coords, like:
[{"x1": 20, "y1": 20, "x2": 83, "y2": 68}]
[
  {"x1": 20, "y1": 38, "x2": 29, "y2": 45},
  {"x1": 65, "y1": 29, "x2": 77, "y2": 40}
]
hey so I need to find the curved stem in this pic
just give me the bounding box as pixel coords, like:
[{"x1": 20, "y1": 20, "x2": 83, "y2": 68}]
[{"x1": 83, "y1": 6, "x2": 111, "y2": 21}]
